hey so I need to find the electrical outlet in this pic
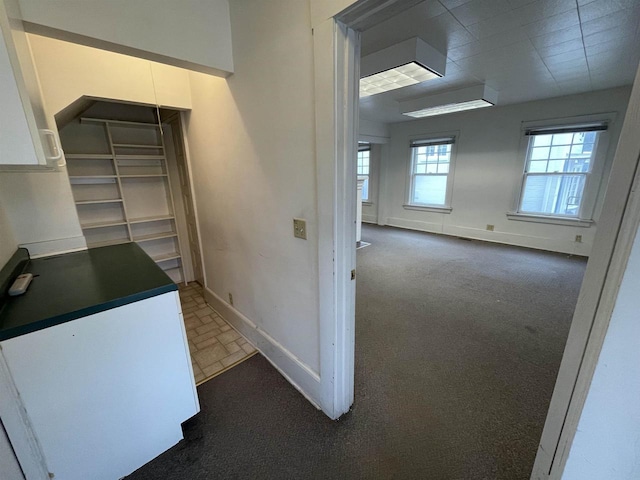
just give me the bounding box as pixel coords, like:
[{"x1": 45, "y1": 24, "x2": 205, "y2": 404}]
[
  {"x1": 486, "y1": 224, "x2": 495, "y2": 231},
  {"x1": 228, "y1": 293, "x2": 234, "y2": 305},
  {"x1": 575, "y1": 235, "x2": 582, "y2": 243},
  {"x1": 293, "y1": 218, "x2": 307, "y2": 239}
]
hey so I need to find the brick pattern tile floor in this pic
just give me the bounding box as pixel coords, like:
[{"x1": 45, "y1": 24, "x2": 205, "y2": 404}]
[{"x1": 179, "y1": 282, "x2": 256, "y2": 384}]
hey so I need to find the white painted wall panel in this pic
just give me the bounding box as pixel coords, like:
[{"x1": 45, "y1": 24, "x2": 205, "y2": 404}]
[
  {"x1": 0, "y1": 421, "x2": 23, "y2": 480},
  {"x1": 184, "y1": 0, "x2": 321, "y2": 373},
  {"x1": 0, "y1": 199, "x2": 18, "y2": 267},
  {"x1": 562, "y1": 224, "x2": 640, "y2": 479},
  {"x1": 17, "y1": 0, "x2": 233, "y2": 74}
]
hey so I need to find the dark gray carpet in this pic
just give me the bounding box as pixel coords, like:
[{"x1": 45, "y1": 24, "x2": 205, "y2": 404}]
[{"x1": 127, "y1": 224, "x2": 586, "y2": 480}]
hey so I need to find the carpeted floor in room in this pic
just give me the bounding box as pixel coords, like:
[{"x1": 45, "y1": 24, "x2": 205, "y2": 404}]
[{"x1": 127, "y1": 224, "x2": 586, "y2": 480}]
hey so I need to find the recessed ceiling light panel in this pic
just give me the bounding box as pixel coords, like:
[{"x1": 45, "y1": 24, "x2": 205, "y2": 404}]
[
  {"x1": 400, "y1": 85, "x2": 498, "y2": 119},
  {"x1": 404, "y1": 99, "x2": 494, "y2": 118},
  {"x1": 360, "y1": 62, "x2": 440, "y2": 97},
  {"x1": 360, "y1": 38, "x2": 446, "y2": 98}
]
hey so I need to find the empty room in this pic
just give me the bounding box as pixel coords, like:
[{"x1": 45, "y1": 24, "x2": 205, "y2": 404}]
[{"x1": 352, "y1": 1, "x2": 637, "y2": 478}]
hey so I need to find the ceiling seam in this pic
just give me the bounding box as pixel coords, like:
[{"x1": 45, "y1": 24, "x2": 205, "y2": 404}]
[{"x1": 575, "y1": 0, "x2": 593, "y2": 91}]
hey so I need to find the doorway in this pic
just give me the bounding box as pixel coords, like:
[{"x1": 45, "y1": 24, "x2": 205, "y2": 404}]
[{"x1": 314, "y1": 1, "x2": 640, "y2": 478}]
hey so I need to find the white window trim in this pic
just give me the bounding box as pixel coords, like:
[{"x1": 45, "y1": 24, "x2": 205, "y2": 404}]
[
  {"x1": 357, "y1": 144, "x2": 371, "y2": 203},
  {"x1": 403, "y1": 204, "x2": 452, "y2": 214},
  {"x1": 508, "y1": 113, "x2": 616, "y2": 225},
  {"x1": 406, "y1": 131, "x2": 458, "y2": 210}
]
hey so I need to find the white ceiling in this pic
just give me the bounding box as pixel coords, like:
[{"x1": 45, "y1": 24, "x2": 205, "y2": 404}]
[{"x1": 359, "y1": 0, "x2": 640, "y2": 124}]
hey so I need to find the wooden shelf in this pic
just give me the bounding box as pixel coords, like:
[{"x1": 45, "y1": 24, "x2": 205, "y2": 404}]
[
  {"x1": 151, "y1": 252, "x2": 181, "y2": 263},
  {"x1": 88, "y1": 238, "x2": 132, "y2": 248},
  {"x1": 69, "y1": 175, "x2": 117, "y2": 179},
  {"x1": 129, "y1": 215, "x2": 175, "y2": 225},
  {"x1": 115, "y1": 155, "x2": 165, "y2": 160},
  {"x1": 75, "y1": 199, "x2": 123, "y2": 205},
  {"x1": 81, "y1": 117, "x2": 160, "y2": 128},
  {"x1": 67, "y1": 112, "x2": 185, "y2": 284},
  {"x1": 133, "y1": 232, "x2": 178, "y2": 243},
  {"x1": 65, "y1": 154, "x2": 114, "y2": 159},
  {"x1": 113, "y1": 143, "x2": 163, "y2": 149},
  {"x1": 81, "y1": 220, "x2": 128, "y2": 230},
  {"x1": 120, "y1": 174, "x2": 168, "y2": 178}
]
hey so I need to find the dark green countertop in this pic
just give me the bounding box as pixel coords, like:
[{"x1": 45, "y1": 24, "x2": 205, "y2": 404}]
[{"x1": 0, "y1": 243, "x2": 177, "y2": 342}]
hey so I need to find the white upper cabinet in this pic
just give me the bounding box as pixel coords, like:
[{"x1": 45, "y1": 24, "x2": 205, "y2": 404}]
[{"x1": 0, "y1": 0, "x2": 60, "y2": 167}]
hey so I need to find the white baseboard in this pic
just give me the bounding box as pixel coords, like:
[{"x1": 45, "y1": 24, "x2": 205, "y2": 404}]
[
  {"x1": 20, "y1": 236, "x2": 87, "y2": 258},
  {"x1": 385, "y1": 217, "x2": 443, "y2": 234},
  {"x1": 203, "y1": 287, "x2": 322, "y2": 410},
  {"x1": 362, "y1": 214, "x2": 377, "y2": 224},
  {"x1": 384, "y1": 217, "x2": 591, "y2": 256}
]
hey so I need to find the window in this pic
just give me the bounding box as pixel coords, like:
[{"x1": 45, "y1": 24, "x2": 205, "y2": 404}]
[
  {"x1": 518, "y1": 123, "x2": 607, "y2": 218},
  {"x1": 408, "y1": 137, "x2": 455, "y2": 208},
  {"x1": 357, "y1": 143, "x2": 371, "y2": 202}
]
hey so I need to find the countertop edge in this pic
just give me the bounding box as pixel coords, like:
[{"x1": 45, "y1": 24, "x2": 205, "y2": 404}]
[{"x1": 0, "y1": 283, "x2": 177, "y2": 343}]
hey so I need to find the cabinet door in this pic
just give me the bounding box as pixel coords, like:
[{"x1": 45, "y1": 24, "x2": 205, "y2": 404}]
[
  {"x1": 0, "y1": 0, "x2": 48, "y2": 166},
  {"x1": 0, "y1": 20, "x2": 40, "y2": 165}
]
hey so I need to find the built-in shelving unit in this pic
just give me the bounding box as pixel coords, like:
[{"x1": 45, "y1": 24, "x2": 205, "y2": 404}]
[{"x1": 62, "y1": 112, "x2": 185, "y2": 283}]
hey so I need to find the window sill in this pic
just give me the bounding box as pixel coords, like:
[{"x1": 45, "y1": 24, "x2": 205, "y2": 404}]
[
  {"x1": 362, "y1": 201, "x2": 373, "y2": 206},
  {"x1": 403, "y1": 204, "x2": 452, "y2": 214},
  {"x1": 506, "y1": 212, "x2": 594, "y2": 227}
]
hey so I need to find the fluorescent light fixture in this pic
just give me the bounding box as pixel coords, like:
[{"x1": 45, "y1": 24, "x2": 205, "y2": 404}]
[
  {"x1": 360, "y1": 37, "x2": 446, "y2": 98},
  {"x1": 400, "y1": 85, "x2": 498, "y2": 118}
]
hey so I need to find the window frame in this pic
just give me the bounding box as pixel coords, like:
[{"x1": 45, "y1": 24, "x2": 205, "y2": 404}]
[
  {"x1": 405, "y1": 133, "x2": 457, "y2": 212},
  {"x1": 357, "y1": 143, "x2": 371, "y2": 203},
  {"x1": 510, "y1": 115, "x2": 613, "y2": 225}
]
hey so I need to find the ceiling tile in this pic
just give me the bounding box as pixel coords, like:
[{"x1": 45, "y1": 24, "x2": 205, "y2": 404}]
[
  {"x1": 448, "y1": 0, "x2": 512, "y2": 26},
  {"x1": 465, "y1": 11, "x2": 522, "y2": 39},
  {"x1": 578, "y1": 0, "x2": 627, "y2": 22},
  {"x1": 580, "y1": 7, "x2": 640, "y2": 38},
  {"x1": 583, "y1": 24, "x2": 638, "y2": 47},
  {"x1": 585, "y1": 34, "x2": 637, "y2": 57},
  {"x1": 530, "y1": 24, "x2": 582, "y2": 49},
  {"x1": 523, "y1": 9, "x2": 580, "y2": 37},
  {"x1": 358, "y1": 0, "x2": 636, "y2": 124},
  {"x1": 511, "y1": 0, "x2": 576, "y2": 26},
  {"x1": 542, "y1": 48, "x2": 587, "y2": 67},
  {"x1": 448, "y1": 28, "x2": 529, "y2": 60},
  {"x1": 426, "y1": 12, "x2": 478, "y2": 47},
  {"x1": 532, "y1": 37, "x2": 584, "y2": 57},
  {"x1": 439, "y1": 0, "x2": 474, "y2": 9},
  {"x1": 506, "y1": 0, "x2": 538, "y2": 8},
  {"x1": 547, "y1": 56, "x2": 589, "y2": 72}
]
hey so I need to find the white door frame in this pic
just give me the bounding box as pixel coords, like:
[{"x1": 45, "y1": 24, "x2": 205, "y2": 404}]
[
  {"x1": 316, "y1": 0, "x2": 640, "y2": 475},
  {"x1": 313, "y1": 18, "x2": 359, "y2": 419}
]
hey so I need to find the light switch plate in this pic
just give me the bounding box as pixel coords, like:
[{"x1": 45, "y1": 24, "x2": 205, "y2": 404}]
[{"x1": 293, "y1": 218, "x2": 307, "y2": 239}]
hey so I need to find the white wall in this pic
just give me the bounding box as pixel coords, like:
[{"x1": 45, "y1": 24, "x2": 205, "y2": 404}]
[
  {"x1": 16, "y1": 0, "x2": 233, "y2": 75},
  {"x1": 0, "y1": 421, "x2": 23, "y2": 480},
  {"x1": 28, "y1": 34, "x2": 192, "y2": 117},
  {"x1": 561, "y1": 223, "x2": 640, "y2": 480},
  {"x1": 310, "y1": 0, "x2": 356, "y2": 27},
  {"x1": 360, "y1": 118, "x2": 389, "y2": 142},
  {"x1": 379, "y1": 87, "x2": 631, "y2": 255},
  {"x1": 185, "y1": 0, "x2": 321, "y2": 378},
  {"x1": 0, "y1": 197, "x2": 18, "y2": 267}
]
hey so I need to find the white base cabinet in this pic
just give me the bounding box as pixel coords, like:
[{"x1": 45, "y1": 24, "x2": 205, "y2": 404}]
[{"x1": 0, "y1": 291, "x2": 199, "y2": 480}]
